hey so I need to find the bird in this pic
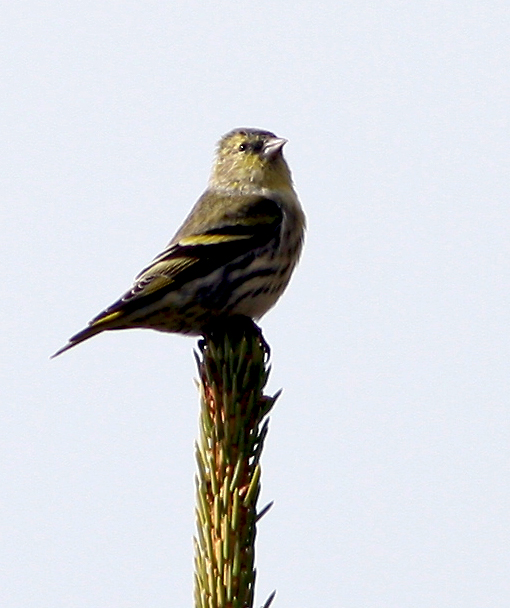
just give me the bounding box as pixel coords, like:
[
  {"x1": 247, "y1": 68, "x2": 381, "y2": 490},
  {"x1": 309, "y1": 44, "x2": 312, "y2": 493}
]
[{"x1": 52, "y1": 128, "x2": 305, "y2": 357}]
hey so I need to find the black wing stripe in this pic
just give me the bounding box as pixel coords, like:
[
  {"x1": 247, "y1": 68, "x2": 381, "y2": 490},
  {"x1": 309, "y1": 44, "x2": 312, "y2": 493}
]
[{"x1": 96, "y1": 196, "x2": 283, "y2": 318}]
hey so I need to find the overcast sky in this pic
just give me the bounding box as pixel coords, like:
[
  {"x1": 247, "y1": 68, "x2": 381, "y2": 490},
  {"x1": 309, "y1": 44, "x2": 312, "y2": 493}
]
[{"x1": 2, "y1": 2, "x2": 510, "y2": 607}]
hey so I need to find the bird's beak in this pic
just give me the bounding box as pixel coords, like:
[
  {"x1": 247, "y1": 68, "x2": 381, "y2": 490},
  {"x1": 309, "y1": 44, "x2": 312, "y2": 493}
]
[{"x1": 262, "y1": 137, "x2": 288, "y2": 159}]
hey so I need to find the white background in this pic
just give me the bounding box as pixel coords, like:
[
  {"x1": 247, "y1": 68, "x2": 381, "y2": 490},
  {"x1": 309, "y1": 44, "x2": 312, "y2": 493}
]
[{"x1": 2, "y1": 2, "x2": 510, "y2": 606}]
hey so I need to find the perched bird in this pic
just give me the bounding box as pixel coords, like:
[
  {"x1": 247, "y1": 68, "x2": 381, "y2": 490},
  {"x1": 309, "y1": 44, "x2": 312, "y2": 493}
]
[{"x1": 53, "y1": 128, "x2": 305, "y2": 357}]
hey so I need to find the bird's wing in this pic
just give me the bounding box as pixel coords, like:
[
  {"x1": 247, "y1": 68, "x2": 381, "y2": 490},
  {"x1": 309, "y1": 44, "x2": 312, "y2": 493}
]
[{"x1": 88, "y1": 195, "x2": 283, "y2": 327}]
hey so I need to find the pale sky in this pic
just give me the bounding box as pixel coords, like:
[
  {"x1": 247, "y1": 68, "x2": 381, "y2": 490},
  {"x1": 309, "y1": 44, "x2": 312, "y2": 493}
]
[{"x1": 2, "y1": 2, "x2": 510, "y2": 607}]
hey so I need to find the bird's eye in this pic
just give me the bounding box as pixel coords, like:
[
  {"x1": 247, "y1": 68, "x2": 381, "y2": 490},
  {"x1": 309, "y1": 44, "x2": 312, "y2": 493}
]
[
  {"x1": 252, "y1": 140, "x2": 264, "y2": 153},
  {"x1": 238, "y1": 142, "x2": 248, "y2": 152}
]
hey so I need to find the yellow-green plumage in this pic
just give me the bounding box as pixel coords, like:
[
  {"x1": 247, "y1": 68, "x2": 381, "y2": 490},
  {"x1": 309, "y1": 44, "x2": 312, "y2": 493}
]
[{"x1": 52, "y1": 128, "x2": 305, "y2": 357}]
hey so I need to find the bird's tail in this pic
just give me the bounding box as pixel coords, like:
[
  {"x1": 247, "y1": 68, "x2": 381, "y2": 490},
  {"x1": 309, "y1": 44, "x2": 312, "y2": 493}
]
[{"x1": 51, "y1": 325, "x2": 105, "y2": 358}]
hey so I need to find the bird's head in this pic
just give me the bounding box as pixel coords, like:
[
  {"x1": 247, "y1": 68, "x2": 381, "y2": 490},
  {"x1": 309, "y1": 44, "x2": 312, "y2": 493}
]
[{"x1": 210, "y1": 128, "x2": 293, "y2": 192}]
